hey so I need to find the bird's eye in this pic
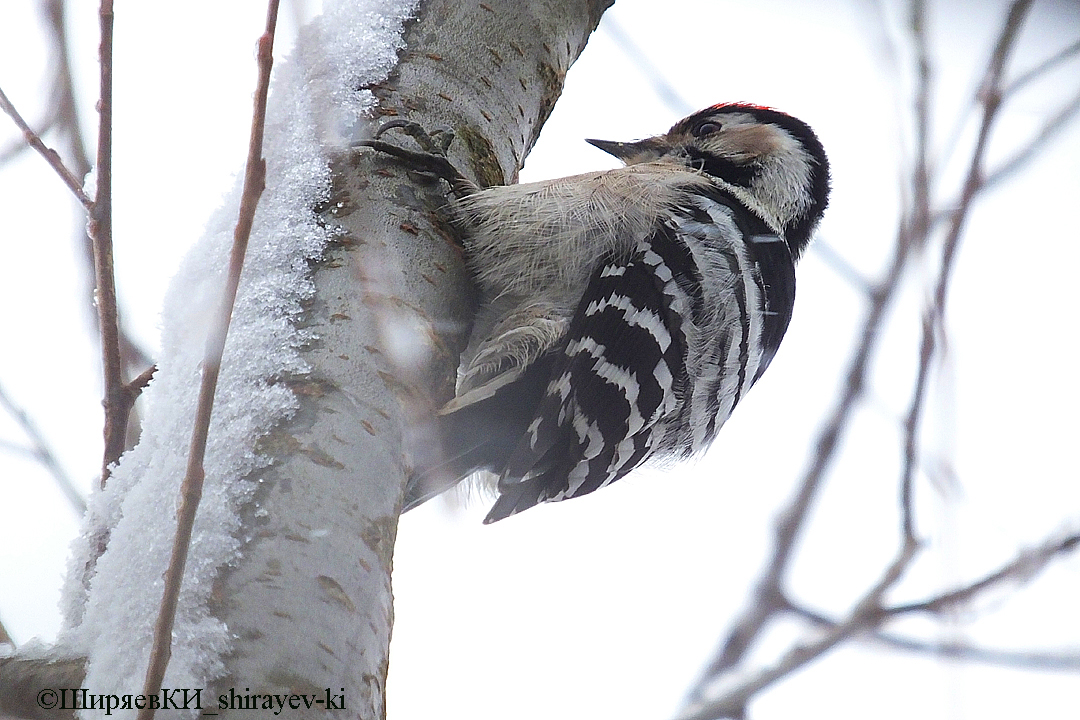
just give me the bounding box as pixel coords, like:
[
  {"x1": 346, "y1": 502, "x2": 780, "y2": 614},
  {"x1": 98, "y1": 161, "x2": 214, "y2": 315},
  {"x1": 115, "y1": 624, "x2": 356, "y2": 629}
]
[{"x1": 694, "y1": 121, "x2": 722, "y2": 136}]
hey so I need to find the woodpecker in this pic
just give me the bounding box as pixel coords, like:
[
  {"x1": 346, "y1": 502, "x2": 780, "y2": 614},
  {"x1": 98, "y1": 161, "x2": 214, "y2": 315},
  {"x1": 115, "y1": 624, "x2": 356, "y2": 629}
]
[{"x1": 360, "y1": 103, "x2": 830, "y2": 522}]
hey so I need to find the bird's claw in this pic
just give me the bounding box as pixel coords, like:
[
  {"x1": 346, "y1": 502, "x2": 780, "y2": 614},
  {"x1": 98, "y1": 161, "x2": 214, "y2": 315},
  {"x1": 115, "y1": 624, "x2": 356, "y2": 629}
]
[
  {"x1": 356, "y1": 120, "x2": 474, "y2": 198},
  {"x1": 374, "y1": 119, "x2": 456, "y2": 156}
]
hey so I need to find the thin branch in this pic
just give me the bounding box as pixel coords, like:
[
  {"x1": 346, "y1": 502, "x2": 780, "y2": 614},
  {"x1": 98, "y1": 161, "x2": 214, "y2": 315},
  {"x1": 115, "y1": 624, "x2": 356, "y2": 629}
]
[
  {"x1": 137, "y1": 3, "x2": 279, "y2": 716},
  {"x1": 907, "y1": 0, "x2": 932, "y2": 248},
  {"x1": 896, "y1": 0, "x2": 933, "y2": 543},
  {"x1": 40, "y1": 0, "x2": 152, "y2": 376},
  {"x1": 898, "y1": 310, "x2": 932, "y2": 541},
  {"x1": 807, "y1": 238, "x2": 874, "y2": 296},
  {"x1": 895, "y1": 0, "x2": 1033, "y2": 540},
  {"x1": 600, "y1": 16, "x2": 694, "y2": 116},
  {"x1": 127, "y1": 364, "x2": 157, "y2": 397},
  {"x1": 40, "y1": 0, "x2": 154, "y2": 378},
  {"x1": 0, "y1": 84, "x2": 92, "y2": 208},
  {"x1": 897, "y1": 0, "x2": 1031, "y2": 534},
  {"x1": 957, "y1": 0, "x2": 1033, "y2": 200},
  {"x1": 1004, "y1": 37, "x2": 1080, "y2": 97},
  {"x1": 0, "y1": 114, "x2": 55, "y2": 166},
  {"x1": 0, "y1": 439, "x2": 37, "y2": 457},
  {"x1": 886, "y1": 532, "x2": 1080, "y2": 616},
  {"x1": 981, "y1": 86, "x2": 1080, "y2": 192},
  {"x1": 0, "y1": 381, "x2": 86, "y2": 516},
  {"x1": 88, "y1": 0, "x2": 127, "y2": 490},
  {"x1": 927, "y1": 82, "x2": 1080, "y2": 229},
  {"x1": 786, "y1": 601, "x2": 1080, "y2": 672},
  {"x1": 41, "y1": 0, "x2": 91, "y2": 178}
]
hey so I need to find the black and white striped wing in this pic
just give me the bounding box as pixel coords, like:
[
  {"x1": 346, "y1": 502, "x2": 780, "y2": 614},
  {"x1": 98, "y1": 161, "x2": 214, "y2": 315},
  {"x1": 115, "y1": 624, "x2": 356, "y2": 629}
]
[{"x1": 485, "y1": 223, "x2": 696, "y2": 522}]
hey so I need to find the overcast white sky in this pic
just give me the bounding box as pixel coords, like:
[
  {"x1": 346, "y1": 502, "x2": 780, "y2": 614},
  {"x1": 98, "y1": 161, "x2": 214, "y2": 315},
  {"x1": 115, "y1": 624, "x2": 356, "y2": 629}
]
[{"x1": 2, "y1": 1, "x2": 1079, "y2": 719}]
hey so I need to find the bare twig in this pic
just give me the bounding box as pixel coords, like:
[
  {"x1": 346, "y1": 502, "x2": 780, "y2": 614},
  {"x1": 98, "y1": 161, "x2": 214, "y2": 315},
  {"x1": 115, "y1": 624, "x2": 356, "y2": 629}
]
[
  {"x1": 137, "y1": 3, "x2": 280, "y2": 716},
  {"x1": 0, "y1": 84, "x2": 92, "y2": 208},
  {"x1": 981, "y1": 86, "x2": 1080, "y2": 192},
  {"x1": 927, "y1": 82, "x2": 1080, "y2": 230},
  {"x1": 886, "y1": 532, "x2": 1080, "y2": 616},
  {"x1": 898, "y1": 311, "x2": 932, "y2": 541},
  {"x1": 39, "y1": 0, "x2": 149, "y2": 372},
  {"x1": 41, "y1": 0, "x2": 91, "y2": 179},
  {"x1": 907, "y1": 0, "x2": 932, "y2": 247},
  {"x1": 0, "y1": 114, "x2": 55, "y2": 166},
  {"x1": 807, "y1": 239, "x2": 874, "y2": 296},
  {"x1": 0, "y1": 381, "x2": 86, "y2": 516},
  {"x1": 1003, "y1": 37, "x2": 1080, "y2": 97},
  {"x1": 601, "y1": 16, "x2": 693, "y2": 116},
  {"x1": 0, "y1": 0, "x2": 155, "y2": 520},
  {"x1": 14, "y1": 0, "x2": 151, "y2": 498},
  {"x1": 777, "y1": 532, "x2": 1080, "y2": 680},
  {"x1": 897, "y1": 0, "x2": 934, "y2": 543},
  {"x1": 897, "y1": 0, "x2": 1033, "y2": 541},
  {"x1": 929, "y1": 23, "x2": 1077, "y2": 223},
  {"x1": 87, "y1": 0, "x2": 128, "y2": 491},
  {"x1": 41, "y1": 0, "x2": 154, "y2": 379},
  {"x1": 787, "y1": 601, "x2": 1080, "y2": 672},
  {"x1": 127, "y1": 364, "x2": 158, "y2": 397},
  {"x1": 901, "y1": 0, "x2": 1032, "y2": 536}
]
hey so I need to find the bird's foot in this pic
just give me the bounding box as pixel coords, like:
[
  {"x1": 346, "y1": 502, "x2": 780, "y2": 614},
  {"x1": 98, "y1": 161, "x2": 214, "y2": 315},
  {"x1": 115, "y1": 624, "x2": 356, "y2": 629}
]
[{"x1": 355, "y1": 120, "x2": 476, "y2": 198}]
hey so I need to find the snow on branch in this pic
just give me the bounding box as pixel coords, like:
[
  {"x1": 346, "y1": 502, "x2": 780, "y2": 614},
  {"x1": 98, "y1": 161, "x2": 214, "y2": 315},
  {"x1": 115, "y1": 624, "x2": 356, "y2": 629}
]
[{"x1": 56, "y1": 0, "x2": 420, "y2": 711}]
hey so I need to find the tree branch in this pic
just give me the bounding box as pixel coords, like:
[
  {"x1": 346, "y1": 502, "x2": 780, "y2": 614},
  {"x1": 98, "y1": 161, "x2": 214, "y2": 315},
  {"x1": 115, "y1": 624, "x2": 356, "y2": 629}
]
[
  {"x1": 896, "y1": 0, "x2": 1033, "y2": 540},
  {"x1": 0, "y1": 655, "x2": 85, "y2": 720},
  {"x1": 0, "y1": 84, "x2": 92, "y2": 208},
  {"x1": 86, "y1": 0, "x2": 129, "y2": 490},
  {"x1": 807, "y1": 238, "x2": 874, "y2": 296},
  {"x1": 981, "y1": 86, "x2": 1080, "y2": 192},
  {"x1": 40, "y1": 0, "x2": 154, "y2": 379},
  {"x1": 886, "y1": 532, "x2": 1080, "y2": 616},
  {"x1": 1003, "y1": 37, "x2": 1080, "y2": 96},
  {"x1": 0, "y1": 381, "x2": 86, "y2": 516},
  {"x1": 897, "y1": 0, "x2": 934, "y2": 543},
  {"x1": 601, "y1": 15, "x2": 693, "y2": 116},
  {"x1": 137, "y1": 3, "x2": 279, "y2": 716},
  {"x1": 0, "y1": 114, "x2": 54, "y2": 167},
  {"x1": 786, "y1": 601, "x2": 1080, "y2": 671}
]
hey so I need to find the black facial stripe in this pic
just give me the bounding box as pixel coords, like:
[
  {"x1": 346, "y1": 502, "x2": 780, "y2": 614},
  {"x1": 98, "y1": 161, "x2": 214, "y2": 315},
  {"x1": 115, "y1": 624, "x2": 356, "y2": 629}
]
[{"x1": 685, "y1": 147, "x2": 757, "y2": 187}]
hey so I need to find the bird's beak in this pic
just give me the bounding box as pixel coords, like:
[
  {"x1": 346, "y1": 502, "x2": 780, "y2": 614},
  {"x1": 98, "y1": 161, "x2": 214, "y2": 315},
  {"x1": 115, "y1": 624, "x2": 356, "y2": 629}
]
[{"x1": 586, "y1": 138, "x2": 640, "y2": 162}]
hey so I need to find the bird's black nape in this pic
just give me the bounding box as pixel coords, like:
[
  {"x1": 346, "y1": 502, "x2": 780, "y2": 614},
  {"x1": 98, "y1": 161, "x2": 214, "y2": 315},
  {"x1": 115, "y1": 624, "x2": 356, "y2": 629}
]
[
  {"x1": 758, "y1": 108, "x2": 830, "y2": 257},
  {"x1": 673, "y1": 103, "x2": 831, "y2": 258}
]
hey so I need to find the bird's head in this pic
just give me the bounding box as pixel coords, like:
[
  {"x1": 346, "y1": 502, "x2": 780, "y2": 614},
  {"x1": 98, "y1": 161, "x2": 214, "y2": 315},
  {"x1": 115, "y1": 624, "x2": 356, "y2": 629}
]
[{"x1": 587, "y1": 103, "x2": 830, "y2": 257}]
